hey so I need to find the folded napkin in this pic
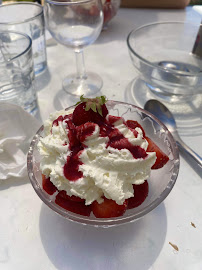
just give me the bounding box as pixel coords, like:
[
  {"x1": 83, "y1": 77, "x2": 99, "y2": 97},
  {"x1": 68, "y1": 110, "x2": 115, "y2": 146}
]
[{"x1": 0, "y1": 103, "x2": 40, "y2": 181}]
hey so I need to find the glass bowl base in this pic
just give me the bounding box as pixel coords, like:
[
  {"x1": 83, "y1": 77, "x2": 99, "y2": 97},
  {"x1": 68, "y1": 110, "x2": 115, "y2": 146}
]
[
  {"x1": 63, "y1": 72, "x2": 103, "y2": 97},
  {"x1": 145, "y1": 82, "x2": 194, "y2": 104},
  {"x1": 126, "y1": 76, "x2": 202, "y2": 136}
]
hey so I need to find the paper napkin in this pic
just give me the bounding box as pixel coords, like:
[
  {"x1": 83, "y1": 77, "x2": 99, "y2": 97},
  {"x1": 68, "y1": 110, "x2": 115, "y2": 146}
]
[{"x1": 0, "y1": 103, "x2": 40, "y2": 181}]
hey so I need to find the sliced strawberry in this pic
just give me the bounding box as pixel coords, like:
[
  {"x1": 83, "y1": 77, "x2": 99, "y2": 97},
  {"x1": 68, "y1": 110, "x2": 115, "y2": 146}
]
[
  {"x1": 57, "y1": 190, "x2": 85, "y2": 202},
  {"x1": 92, "y1": 197, "x2": 128, "y2": 218},
  {"x1": 127, "y1": 181, "x2": 149, "y2": 209},
  {"x1": 72, "y1": 96, "x2": 108, "y2": 126},
  {"x1": 146, "y1": 137, "x2": 169, "y2": 169},
  {"x1": 126, "y1": 120, "x2": 146, "y2": 137},
  {"x1": 42, "y1": 174, "x2": 57, "y2": 195},
  {"x1": 55, "y1": 190, "x2": 91, "y2": 216}
]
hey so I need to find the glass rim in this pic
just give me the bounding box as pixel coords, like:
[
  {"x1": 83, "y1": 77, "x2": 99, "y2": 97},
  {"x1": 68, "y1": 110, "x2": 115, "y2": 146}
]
[
  {"x1": 27, "y1": 100, "x2": 180, "y2": 227},
  {"x1": 45, "y1": 0, "x2": 98, "y2": 6},
  {"x1": 127, "y1": 21, "x2": 202, "y2": 77},
  {"x1": 0, "y1": 30, "x2": 32, "y2": 61},
  {"x1": 0, "y1": 2, "x2": 43, "y2": 25}
]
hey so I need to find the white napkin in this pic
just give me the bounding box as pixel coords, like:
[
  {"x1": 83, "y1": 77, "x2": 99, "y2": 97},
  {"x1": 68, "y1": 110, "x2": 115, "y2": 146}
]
[{"x1": 0, "y1": 103, "x2": 41, "y2": 181}]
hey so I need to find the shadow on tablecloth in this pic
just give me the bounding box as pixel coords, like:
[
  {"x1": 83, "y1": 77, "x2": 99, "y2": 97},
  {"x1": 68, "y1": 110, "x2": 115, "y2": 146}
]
[{"x1": 39, "y1": 202, "x2": 167, "y2": 270}]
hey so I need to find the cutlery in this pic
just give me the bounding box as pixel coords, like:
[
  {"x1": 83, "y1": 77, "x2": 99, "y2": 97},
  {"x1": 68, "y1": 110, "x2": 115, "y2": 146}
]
[{"x1": 144, "y1": 99, "x2": 202, "y2": 168}]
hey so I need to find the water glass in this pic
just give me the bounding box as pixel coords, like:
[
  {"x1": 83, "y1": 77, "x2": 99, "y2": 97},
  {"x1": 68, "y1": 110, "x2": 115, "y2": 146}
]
[
  {"x1": 0, "y1": 2, "x2": 47, "y2": 75},
  {"x1": 0, "y1": 31, "x2": 37, "y2": 115}
]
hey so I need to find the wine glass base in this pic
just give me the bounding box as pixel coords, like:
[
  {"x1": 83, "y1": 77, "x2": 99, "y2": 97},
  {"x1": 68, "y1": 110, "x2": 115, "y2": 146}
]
[{"x1": 62, "y1": 72, "x2": 103, "y2": 96}]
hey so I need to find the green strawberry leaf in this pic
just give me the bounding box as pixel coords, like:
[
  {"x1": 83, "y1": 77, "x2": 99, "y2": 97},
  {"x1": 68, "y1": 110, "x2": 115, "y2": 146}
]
[
  {"x1": 85, "y1": 103, "x2": 91, "y2": 111},
  {"x1": 75, "y1": 95, "x2": 107, "y2": 116},
  {"x1": 97, "y1": 105, "x2": 103, "y2": 116},
  {"x1": 90, "y1": 103, "x2": 97, "y2": 112},
  {"x1": 100, "y1": 96, "x2": 106, "y2": 105}
]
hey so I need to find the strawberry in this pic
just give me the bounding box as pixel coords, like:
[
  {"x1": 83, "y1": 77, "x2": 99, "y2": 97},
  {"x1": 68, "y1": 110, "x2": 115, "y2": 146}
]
[
  {"x1": 126, "y1": 120, "x2": 146, "y2": 137},
  {"x1": 42, "y1": 174, "x2": 58, "y2": 195},
  {"x1": 146, "y1": 137, "x2": 169, "y2": 169},
  {"x1": 55, "y1": 190, "x2": 91, "y2": 216},
  {"x1": 127, "y1": 181, "x2": 149, "y2": 209},
  {"x1": 57, "y1": 190, "x2": 84, "y2": 202},
  {"x1": 92, "y1": 197, "x2": 128, "y2": 218},
  {"x1": 72, "y1": 95, "x2": 108, "y2": 126}
]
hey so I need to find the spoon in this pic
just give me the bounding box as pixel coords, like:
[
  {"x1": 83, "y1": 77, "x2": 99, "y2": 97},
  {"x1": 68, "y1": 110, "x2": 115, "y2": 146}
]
[{"x1": 144, "y1": 99, "x2": 202, "y2": 168}]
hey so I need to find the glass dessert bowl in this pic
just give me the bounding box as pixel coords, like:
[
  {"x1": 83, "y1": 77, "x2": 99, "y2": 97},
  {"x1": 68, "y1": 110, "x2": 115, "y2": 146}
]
[
  {"x1": 127, "y1": 22, "x2": 202, "y2": 103},
  {"x1": 102, "y1": 0, "x2": 121, "y2": 29},
  {"x1": 27, "y1": 100, "x2": 179, "y2": 227}
]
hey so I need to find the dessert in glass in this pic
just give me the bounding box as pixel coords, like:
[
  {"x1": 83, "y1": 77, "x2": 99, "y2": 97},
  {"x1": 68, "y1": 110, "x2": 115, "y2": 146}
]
[
  {"x1": 102, "y1": 0, "x2": 121, "y2": 29},
  {"x1": 27, "y1": 96, "x2": 179, "y2": 227}
]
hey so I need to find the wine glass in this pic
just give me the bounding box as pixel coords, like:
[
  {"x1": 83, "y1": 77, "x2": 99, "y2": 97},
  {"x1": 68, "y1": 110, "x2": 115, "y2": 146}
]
[{"x1": 44, "y1": 0, "x2": 103, "y2": 96}]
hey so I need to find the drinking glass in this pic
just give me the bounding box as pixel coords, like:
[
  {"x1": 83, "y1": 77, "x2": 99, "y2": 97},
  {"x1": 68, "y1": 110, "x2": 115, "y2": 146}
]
[
  {"x1": 44, "y1": 0, "x2": 103, "y2": 96},
  {"x1": 0, "y1": 31, "x2": 37, "y2": 115},
  {"x1": 0, "y1": 2, "x2": 47, "y2": 75}
]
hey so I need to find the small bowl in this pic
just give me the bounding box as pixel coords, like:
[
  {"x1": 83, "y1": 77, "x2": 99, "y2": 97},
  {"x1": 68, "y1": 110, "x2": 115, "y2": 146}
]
[
  {"x1": 102, "y1": 0, "x2": 120, "y2": 29},
  {"x1": 27, "y1": 101, "x2": 179, "y2": 227},
  {"x1": 127, "y1": 22, "x2": 202, "y2": 103}
]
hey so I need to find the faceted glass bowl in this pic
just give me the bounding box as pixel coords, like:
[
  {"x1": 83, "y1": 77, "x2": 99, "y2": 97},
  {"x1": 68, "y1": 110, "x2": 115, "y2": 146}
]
[
  {"x1": 127, "y1": 22, "x2": 202, "y2": 102},
  {"x1": 27, "y1": 101, "x2": 179, "y2": 227}
]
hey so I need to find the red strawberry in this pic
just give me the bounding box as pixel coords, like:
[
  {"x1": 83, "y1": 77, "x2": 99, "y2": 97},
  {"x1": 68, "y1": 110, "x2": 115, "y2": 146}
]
[
  {"x1": 127, "y1": 181, "x2": 149, "y2": 209},
  {"x1": 55, "y1": 190, "x2": 91, "y2": 216},
  {"x1": 57, "y1": 190, "x2": 84, "y2": 202},
  {"x1": 126, "y1": 120, "x2": 146, "y2": 137},
  {"x1": 92, "y1": 197, "x2": 128, "y2": 218},
  {"x1": 42, "y1": 174, "x2": 58, "y2": 195},
  {"x1": 72, "y1": 95, "x2": 108, "y2": 126},
  {"x1": 146, "y1": 137, "x2": 169, "y2": 169}
]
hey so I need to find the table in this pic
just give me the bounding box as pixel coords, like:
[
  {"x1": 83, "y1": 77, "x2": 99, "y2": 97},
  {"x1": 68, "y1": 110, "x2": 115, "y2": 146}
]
[{"x1": 1, "y1": 6, "x2": 202, "y2": 270}]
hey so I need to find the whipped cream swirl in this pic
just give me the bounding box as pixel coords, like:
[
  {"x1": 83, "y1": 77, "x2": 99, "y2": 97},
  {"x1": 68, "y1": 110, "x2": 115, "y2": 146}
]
[{"x1": 38, "y1": 110, "x2": 156, "y2": 205}]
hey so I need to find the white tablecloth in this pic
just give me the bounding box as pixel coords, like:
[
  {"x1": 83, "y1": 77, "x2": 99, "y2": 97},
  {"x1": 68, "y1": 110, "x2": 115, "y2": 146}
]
[{"x1": 1, "y1": 6, "x2": 202, "y2": 270}]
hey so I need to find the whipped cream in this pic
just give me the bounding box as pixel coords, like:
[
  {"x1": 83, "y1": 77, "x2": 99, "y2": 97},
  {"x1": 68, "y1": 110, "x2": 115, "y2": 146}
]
[{"x1": 38, "y1": 111, "x2": 156, "y2": 205}]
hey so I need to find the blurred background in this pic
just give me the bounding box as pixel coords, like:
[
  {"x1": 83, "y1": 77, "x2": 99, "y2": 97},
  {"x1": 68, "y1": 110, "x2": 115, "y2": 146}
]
[{"x1": 1, "y1": 0, "x2": 201, "y2": 7}]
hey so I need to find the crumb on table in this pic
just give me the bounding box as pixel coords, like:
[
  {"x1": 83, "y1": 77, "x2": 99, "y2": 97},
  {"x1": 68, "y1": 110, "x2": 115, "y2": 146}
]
[
  {"x1": 169, "y1": 242, "x2": 179, "y2": 251},
  {"x1": 191, "y1": 222, "x2": 196, "y2": 228}
]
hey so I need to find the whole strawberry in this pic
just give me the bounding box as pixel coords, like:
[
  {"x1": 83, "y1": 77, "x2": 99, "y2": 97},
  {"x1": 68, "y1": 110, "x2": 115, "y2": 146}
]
[{"x1": 72, "y1": 95, "x2": 108, "y2": 126}]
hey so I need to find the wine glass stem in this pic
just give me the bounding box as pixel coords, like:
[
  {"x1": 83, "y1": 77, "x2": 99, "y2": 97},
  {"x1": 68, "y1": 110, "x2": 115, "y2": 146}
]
[{"x1": 75, "y1": 49, "x2": 87, "y2": 80}]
